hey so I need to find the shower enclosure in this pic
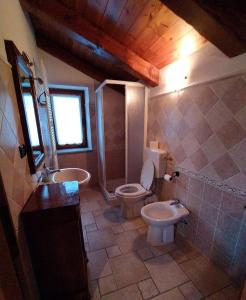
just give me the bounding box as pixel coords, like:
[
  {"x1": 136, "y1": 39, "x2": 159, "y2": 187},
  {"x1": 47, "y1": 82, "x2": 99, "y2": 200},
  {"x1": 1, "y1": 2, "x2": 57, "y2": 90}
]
[{"x1": 95, "y1": 80, "x2": 147, "y2": 202}]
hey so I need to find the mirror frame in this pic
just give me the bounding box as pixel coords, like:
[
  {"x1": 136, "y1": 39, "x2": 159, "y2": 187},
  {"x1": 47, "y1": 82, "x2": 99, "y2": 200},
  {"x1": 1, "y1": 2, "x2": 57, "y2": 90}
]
[{"x1": 5, "y1": 40, "x2": 45, "y2": 174}]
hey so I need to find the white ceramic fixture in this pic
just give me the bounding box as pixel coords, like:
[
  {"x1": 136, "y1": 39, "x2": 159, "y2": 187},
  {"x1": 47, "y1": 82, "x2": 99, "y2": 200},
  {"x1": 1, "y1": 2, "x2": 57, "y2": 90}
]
[
  {"x1": 141, "y1": 200, "x2": 189, "y2": 246},
  {"x1": 115, "y1": 159, "x2": 155, "y2": 219},
  {"x1": 52, "y1": 168, "x2": 91, "y2": 189}
]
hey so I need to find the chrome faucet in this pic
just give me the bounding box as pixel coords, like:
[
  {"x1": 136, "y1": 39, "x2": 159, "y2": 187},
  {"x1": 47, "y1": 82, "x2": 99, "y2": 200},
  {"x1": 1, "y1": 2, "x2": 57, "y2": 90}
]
[
  {"x1": 39, "y1": 164, "x2": 60, "y2": 183},
  {"x1": 170, "y1": 199, "x2": 180, "y2": 206},
  {"x1": 44, "y1": 164, "x2": 60, "y2": 175}
]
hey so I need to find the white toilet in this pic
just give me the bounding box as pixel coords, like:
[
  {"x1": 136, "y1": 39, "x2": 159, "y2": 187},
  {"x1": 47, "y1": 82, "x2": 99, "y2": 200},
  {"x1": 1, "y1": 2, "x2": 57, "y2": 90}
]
[
  {"x1": 141, "y1": 200, "x2": 189, "y2": 246},
  {"x1": 115, "y1": 148, "x2": 166, "y2": 219}
]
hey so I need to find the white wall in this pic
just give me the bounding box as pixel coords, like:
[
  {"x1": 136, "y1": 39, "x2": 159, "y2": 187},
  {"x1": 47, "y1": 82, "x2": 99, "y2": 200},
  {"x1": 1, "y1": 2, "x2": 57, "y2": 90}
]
[
  {"x1": 150, "y1": 42, "x2": 246, "y2": 97},
  {"x1": 39, "y1": 49, "x2": 96, "y2": 88},
  {"x1": 0, "y1": 0, "x2": 40, "y2": 65},
  {"x1": 0, "y1": 28, "x2": 5, "y2": 60}
]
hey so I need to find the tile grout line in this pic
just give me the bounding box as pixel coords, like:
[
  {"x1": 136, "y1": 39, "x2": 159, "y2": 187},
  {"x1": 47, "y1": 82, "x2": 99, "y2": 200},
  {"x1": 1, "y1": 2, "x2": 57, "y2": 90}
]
[
  {"x1": 230, "y1": 212, "x2": 246, "y2": 274},
  {"x1": 208, "y1": 185, "x2": 224, "y2": 258}
]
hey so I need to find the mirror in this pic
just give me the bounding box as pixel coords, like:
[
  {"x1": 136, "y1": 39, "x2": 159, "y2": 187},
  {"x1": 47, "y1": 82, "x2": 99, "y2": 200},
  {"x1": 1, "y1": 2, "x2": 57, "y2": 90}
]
[{"x1": 5, "y1": 40, "x2": 45, "y2": 173}]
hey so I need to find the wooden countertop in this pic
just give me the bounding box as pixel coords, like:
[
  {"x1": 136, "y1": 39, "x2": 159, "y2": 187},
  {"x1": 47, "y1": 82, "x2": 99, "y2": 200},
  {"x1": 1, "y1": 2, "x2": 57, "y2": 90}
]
[{"x1": 22, "y1": 181, "x2": 80, "y2": 213}]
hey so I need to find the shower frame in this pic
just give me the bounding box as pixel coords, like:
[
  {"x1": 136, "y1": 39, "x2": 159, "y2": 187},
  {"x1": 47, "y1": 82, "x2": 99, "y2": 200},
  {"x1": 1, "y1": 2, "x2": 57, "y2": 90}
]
[{"x1": 95, "y1": 80, "x2": 148, "y2": 202}]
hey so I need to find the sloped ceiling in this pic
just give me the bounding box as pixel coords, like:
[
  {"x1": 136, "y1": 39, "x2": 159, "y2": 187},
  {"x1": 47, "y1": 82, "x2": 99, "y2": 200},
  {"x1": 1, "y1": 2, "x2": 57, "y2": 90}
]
[{"x1": 20, "y1": 0, "x2": 246, "y2": 86}]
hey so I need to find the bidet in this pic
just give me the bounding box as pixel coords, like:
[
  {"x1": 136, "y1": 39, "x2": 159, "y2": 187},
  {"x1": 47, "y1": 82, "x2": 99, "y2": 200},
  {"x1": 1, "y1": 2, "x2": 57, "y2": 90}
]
[{"x1": 141, "y1": 200, "x2": 189, "y2": 246}]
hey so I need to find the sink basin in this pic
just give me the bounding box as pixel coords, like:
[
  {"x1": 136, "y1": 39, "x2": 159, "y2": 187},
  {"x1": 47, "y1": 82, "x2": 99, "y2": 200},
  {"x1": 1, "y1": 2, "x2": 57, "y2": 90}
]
[{"x1": 52, "y1": 168, "x2": 91, "y2": 189}]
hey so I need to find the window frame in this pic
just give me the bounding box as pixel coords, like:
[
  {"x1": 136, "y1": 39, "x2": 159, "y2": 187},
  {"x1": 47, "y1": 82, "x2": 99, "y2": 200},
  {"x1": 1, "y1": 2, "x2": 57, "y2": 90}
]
[{"x1": 50, "y1": 88, "x2": 88, "y2": 151}]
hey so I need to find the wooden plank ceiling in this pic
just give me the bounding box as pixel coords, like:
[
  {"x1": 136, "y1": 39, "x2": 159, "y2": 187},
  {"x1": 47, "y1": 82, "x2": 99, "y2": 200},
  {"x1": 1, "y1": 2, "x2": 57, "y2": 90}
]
[{"x1": 20, "y1": 0, "x2": 246, "y2": 86}]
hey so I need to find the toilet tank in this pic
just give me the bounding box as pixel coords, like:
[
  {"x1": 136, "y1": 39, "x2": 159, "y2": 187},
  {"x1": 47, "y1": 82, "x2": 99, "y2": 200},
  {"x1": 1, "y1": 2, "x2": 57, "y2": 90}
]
[{"x1": 144, "y1": 148, "x2": 167, "y2": 178}]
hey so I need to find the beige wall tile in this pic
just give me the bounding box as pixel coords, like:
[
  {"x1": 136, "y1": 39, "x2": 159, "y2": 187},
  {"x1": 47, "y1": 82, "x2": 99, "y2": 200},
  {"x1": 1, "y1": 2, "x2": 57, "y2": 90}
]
[
  {"x1": 216, "y1": 118, "x2": 246, "y2": 150},
  {"x1": 0, "y1": 57, "x2": 53, "y2": 235},
  {"x1": 0, "y1": 116, "x2": 17, "y2": 162},
  {"x1": 147, "y1": 73, "x2": 246, "y2": 283},
  {"x1": 212, "y1": 153, "x2": 240, "y2": 180}
]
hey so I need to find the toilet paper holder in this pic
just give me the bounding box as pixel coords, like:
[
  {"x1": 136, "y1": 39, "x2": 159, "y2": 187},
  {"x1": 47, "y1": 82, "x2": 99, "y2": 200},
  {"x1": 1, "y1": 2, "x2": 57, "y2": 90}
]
[
  {"x1": 171, "y1": 171, "x2": 180, "y2": 179},
  {"x1": 164, "y1": 171, "x2": 180, "y2": 182}
]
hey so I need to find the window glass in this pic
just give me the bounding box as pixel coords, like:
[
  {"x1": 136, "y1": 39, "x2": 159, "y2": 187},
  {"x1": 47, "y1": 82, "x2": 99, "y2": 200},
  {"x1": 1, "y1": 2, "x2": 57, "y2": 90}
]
[{"x1": 52, "y1": 94, "x2": 83, "y2": 146}]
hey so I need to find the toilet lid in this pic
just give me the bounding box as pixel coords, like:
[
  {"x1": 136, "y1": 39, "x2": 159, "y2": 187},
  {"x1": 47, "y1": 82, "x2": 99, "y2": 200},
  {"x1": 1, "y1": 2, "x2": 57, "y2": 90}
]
[{"x1": 140, "y1": 159, "x2": 154, "y2": 191}]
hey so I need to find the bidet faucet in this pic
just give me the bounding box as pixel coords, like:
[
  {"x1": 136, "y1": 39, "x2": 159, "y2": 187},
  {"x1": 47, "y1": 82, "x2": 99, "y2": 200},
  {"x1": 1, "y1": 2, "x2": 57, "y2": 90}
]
[{"x1": 170, "y1": 199, "x2": 180, "y2": 206}]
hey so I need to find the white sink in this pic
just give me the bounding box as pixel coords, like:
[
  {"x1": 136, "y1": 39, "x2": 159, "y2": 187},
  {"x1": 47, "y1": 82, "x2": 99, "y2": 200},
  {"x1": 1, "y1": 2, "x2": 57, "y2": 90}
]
[
  {"x1": 52, "y1": 168, "x2": 91, "y2": 189},
  {"x1": 141, "y1": 200, "x2": 189, "y2": 246}
]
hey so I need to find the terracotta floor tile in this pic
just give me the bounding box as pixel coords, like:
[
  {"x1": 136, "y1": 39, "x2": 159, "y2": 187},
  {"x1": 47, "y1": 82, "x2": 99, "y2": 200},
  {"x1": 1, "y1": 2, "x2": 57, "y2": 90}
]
[
  {"x1": 170, "y1": 249, "x2": 189, "y2": 264},
  {"x1": 81, "y1": 212, "x2": 95, "y2": 226},
  {"x1": 138, "y1": 226, "x2": 148, "y2": 235},
  {"x1": 138, "y1": 278, "x2": 159, "y2": 299},
  {"x1": 175, "y1": 236, "x2": 201, "y2": 259},
  {"x1": 101, "y1": 284, "x2": 142, "y2": 300},
  {"x1": 111, "y1": 225, "x2": 124, "y2": 234},
  {"x1": 151, "y1": 287, "x2": 185, "y2": 300},
  {"x1": 86, "y1": 223, "x2": 98, "y2": 232},
  {"x1": 180, "y1": 256, "x2": 231, "y2": 296},
  {"x1": 92, "y1": 208, "x2": 105, "y2": 217},
  {"x1": 89, "y1": 280, "x2": 100, "y2": 300},
  {"x1": 204, "y1": 291, "x2": 227, "y2": 299},
  {"x1": 110, "y1": 252, "x2": 150, "y2": 288},
  {"x1": 87, "y1": 229, "x2": 116, "y2": 251},
  {"x1": 137, "y1": 247, "x2": 154, "y2": 261},
  {"x1": 81, "y1": 200, "x2": 101, "y2": 212},
  {"x1": 83, "y1": 229, "x2": 88, "y2": 243},
  {"x1": 116, "y1": 230, "x2": 148, "y2": 254},
  {"x1": 221, "y1": 285, "x2": 241, "y2": 299},
  {"x1": 204, "y1": 284, "x2": 241, "y2": 299},
  {"x1": 88, "y1": 249, "x2": 112, "y2": 280},
  {"x1": 144, "y1": 254, "x2": 188, "y2": 293},
  {"x1": 85, "y1": 189, "x2": 105, "y2": 202},
  {"x1": 95, "y1": 212, "x2": 119, "y2": 229},
  {"x1": 106, "y1": 246, "x2": 121, "y2": 258},
  {"x1": 179, "y1": 281, "x2": 202, "y2": 300},
  {"x1": 98, "y1": 275, "x2": 117, "y2": 295},
  {"x1": 150, "y1": 243, "x2": 177, "y2": 257},
  {"x1": 121, "y1": 217, "x2": 146, "y2": 231}
]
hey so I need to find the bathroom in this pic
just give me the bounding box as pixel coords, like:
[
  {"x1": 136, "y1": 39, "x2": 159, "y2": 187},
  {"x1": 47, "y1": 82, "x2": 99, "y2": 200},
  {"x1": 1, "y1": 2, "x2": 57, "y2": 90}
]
[{"x1": 0, "y1": 0, "x2": 246, "y2": 299}]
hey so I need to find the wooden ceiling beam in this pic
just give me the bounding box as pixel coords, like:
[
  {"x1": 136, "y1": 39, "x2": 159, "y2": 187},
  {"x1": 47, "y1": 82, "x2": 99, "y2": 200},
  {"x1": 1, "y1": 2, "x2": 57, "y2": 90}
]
[
  {"x1": 36, "y1": 34, "x2": 111, "y2": 83},
  {"x1": 20, "y1": 0, "x2": 160, "y2": 87},
  {"x1": 160, "y1": 0, "x2": 246, "y2": 57},
  {"x1": 36, "y1": 34, "x2": 127, "y2": 94}
]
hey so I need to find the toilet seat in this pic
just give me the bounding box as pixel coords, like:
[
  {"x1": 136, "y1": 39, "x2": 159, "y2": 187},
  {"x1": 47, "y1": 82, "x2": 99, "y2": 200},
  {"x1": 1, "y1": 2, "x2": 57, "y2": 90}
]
[
  {"x1": 115, "y1": 159, "x2": 154, "y2": 197},
  {"x1": 115, "y1": 159, "x2": 155, "y2": 219},
  {"x1": 115, "y1": 183, "x2": 147, "y2": 197}
]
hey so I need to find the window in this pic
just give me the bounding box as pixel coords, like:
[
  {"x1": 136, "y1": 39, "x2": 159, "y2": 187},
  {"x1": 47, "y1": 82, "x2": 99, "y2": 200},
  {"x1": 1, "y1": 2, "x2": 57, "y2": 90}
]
[{"x1": 50, "y1": 89, "x2": 89, "y2": 151}]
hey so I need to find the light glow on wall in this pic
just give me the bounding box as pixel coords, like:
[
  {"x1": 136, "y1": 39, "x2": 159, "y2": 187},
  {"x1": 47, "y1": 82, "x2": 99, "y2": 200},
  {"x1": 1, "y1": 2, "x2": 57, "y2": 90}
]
[
  {"x1": 162, "y1": 34, "x2": 198, "y2": 92},
  {"x1": 164, "y1": 58, "x2": 190, "y2": 92},
  {"x1": 179, "y1": 35, "x2": 197, "y2": 58}
]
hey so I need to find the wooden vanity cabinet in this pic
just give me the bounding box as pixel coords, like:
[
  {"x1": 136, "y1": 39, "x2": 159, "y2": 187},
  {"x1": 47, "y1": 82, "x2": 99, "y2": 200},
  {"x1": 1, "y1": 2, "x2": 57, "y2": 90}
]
[{"x1": 21, "y1": 181, "x2": 90, "y2": 300}]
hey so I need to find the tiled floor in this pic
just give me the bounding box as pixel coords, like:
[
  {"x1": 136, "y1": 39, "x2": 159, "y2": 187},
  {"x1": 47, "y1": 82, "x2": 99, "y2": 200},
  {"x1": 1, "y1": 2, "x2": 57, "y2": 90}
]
[{"x1": 81, "y1": 189, "x2": 242, "y2": 300}]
